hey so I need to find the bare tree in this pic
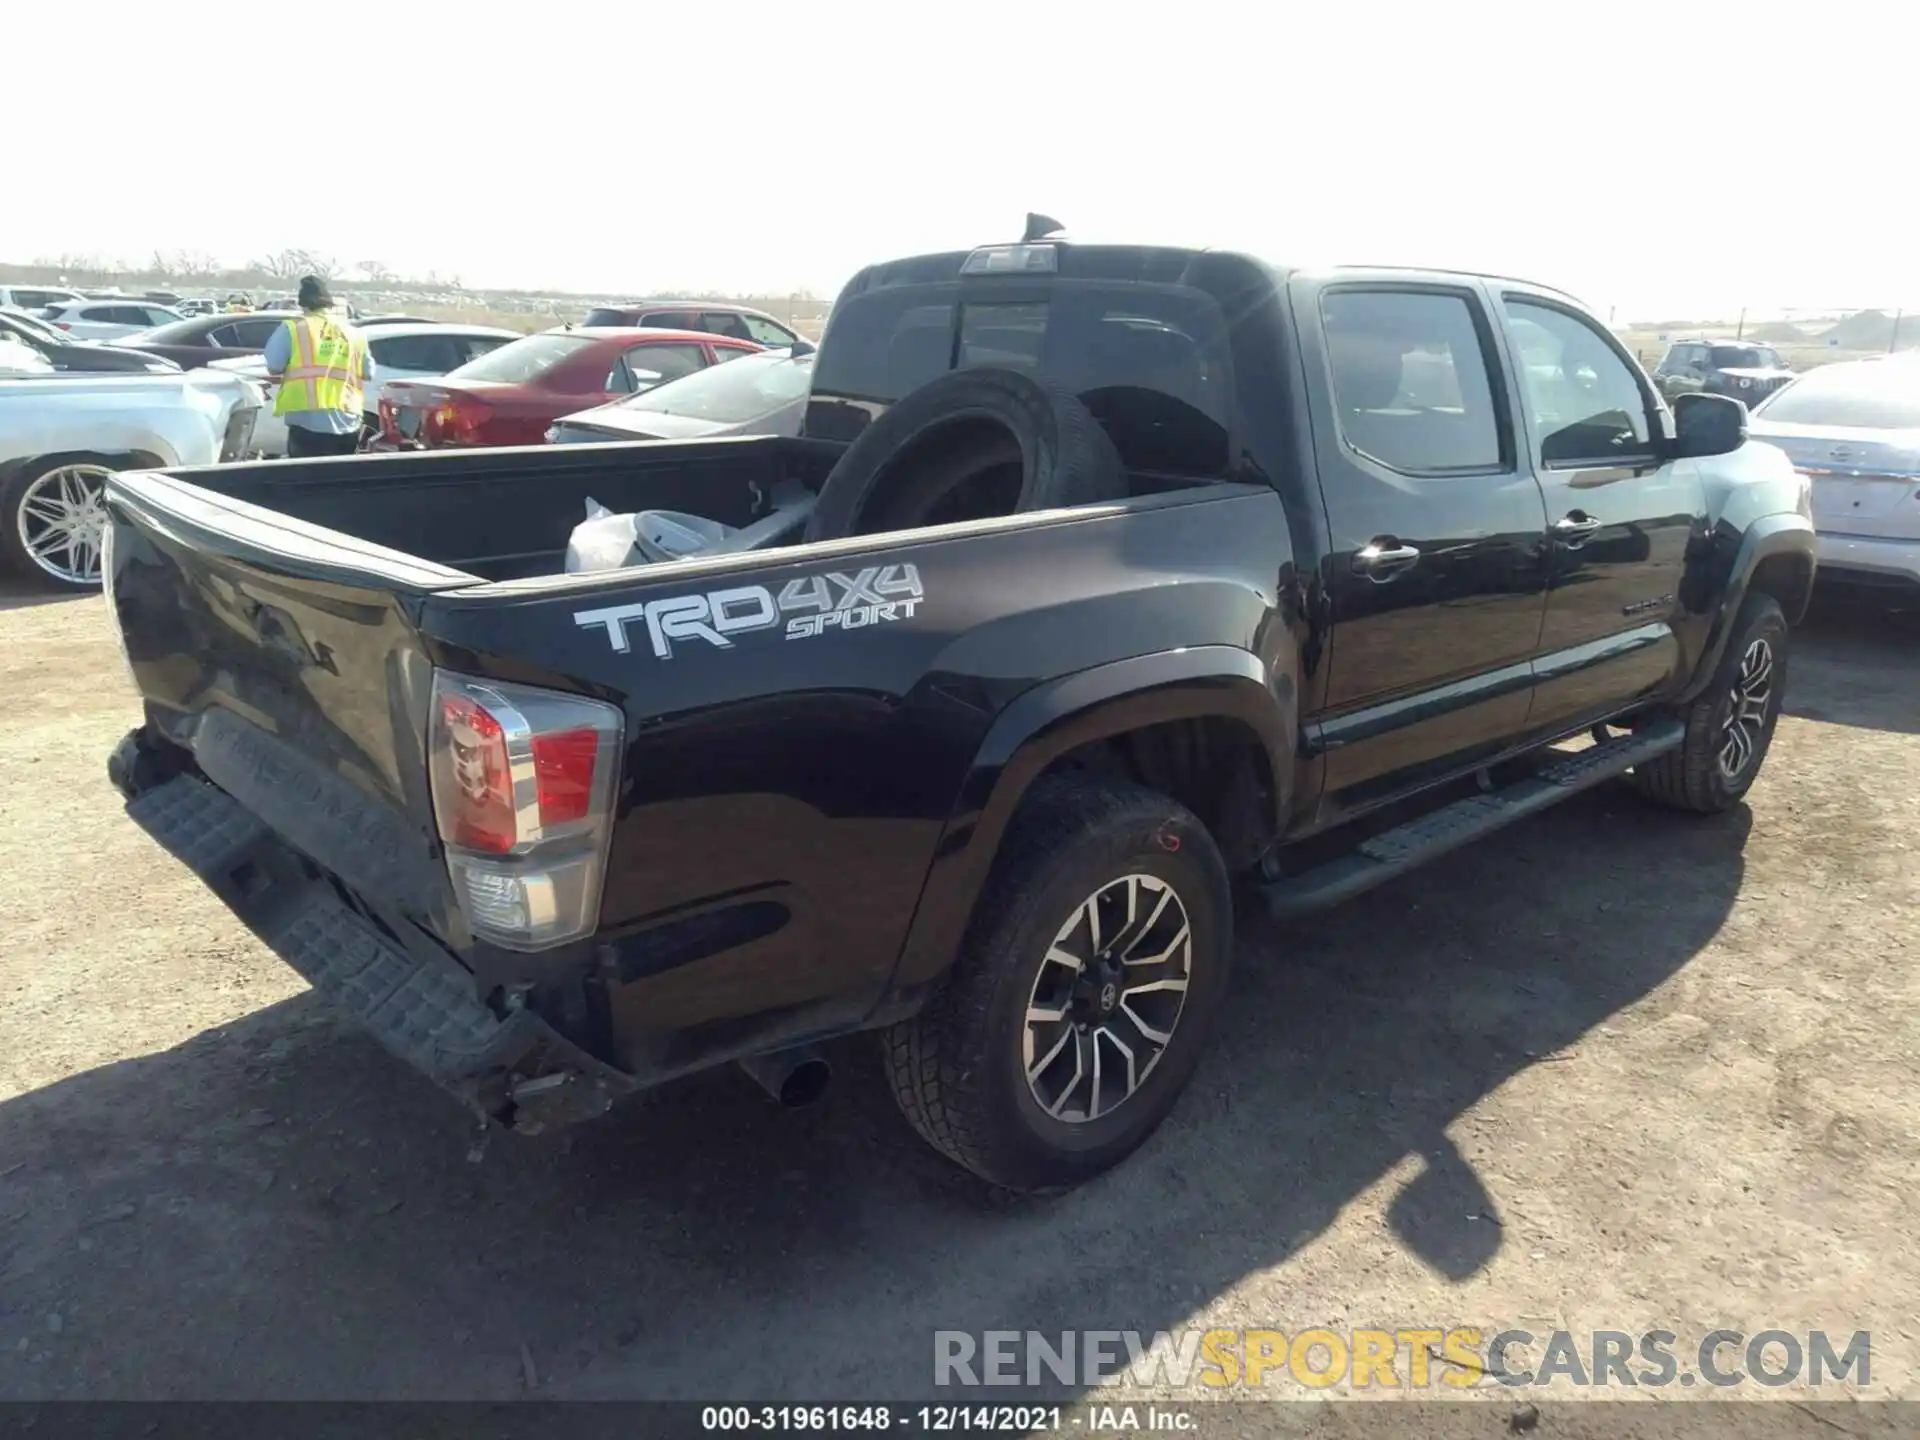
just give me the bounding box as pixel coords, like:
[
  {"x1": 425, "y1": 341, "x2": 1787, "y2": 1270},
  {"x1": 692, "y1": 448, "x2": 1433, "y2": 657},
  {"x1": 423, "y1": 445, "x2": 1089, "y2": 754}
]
[
  {"x1": 356, "y1": 258, "x2": 396, "y2": 286},
  {"x1": 254, "y1": 249, "x2": 303, "y2": 280},
  {"x1": 255, "y1": 248, "x2": 337, "y2": 281}
]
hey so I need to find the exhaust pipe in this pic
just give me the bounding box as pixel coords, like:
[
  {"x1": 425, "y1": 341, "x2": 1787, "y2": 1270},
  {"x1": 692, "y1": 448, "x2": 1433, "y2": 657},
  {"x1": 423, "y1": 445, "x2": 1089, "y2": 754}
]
[{"x1": 738, "y1": 1044, "x2": 832, "y2": 1108}]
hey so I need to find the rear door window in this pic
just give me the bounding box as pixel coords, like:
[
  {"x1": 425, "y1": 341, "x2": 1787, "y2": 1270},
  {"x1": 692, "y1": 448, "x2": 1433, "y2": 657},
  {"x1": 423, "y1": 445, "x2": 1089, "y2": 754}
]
[
  {"x1": 1320, "y1": 289, "x2": 1506, "y2": 474},
  {"x1": 697, "y1": 310, "x2": 756, "y2": 342},
  {"x1": 640, "y1": 311, "x2": 699, "y2": 332},
  {"x1": 227, "y1": 317, "x2": 284, "y2": 348}
]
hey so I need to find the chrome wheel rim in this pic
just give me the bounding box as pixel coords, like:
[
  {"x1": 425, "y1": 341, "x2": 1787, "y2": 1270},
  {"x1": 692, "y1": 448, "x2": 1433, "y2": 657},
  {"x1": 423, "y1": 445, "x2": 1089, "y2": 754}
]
[
  {"x1": 1023, "y1": 873, "x2": 1192, "y2": 1123},
  {"x1": 1717, "y1": 637, "x2": 1775, "y2": 781},
  {"x1": 16, "y1": 464, "x2": 112, "y2": 586}
]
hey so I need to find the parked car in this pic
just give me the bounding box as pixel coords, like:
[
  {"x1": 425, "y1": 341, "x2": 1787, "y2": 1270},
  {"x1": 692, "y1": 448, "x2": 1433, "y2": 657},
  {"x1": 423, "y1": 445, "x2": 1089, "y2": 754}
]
[
  {"x1": 40, "y1": 299, "x2": 185, "y2": 340},
  {"x1": 547, "y1": 347, "x2": 814, "y2": 444},
  {"x1": 110, "y1": 311, "x2": 300, "y2": 368},
  {"x1": 1653, "y1": 339, "x2": 1797, "y2": 407},
  {"x1": 0, "y1": 309, "x2": 183, "y2": 374},
  {"x1": 375, "y1": 327, "x2": 760, "y2": 450},
  {"x1": 209, "y1": 323, "x2": 520, "y2": 456},
  {"x1": 580, "y1": 299, "x2": 802, "y2": 349},
  {"x1": 102, "y1": 230, "x2": 1814, "y2": 1192},
  {"x1": 175, "y1": 298, "x2": 218, "y2": 317},
  {"x1": 1750, "y1": 357, "x2": 1920, "y2": 597},
  {"x1": 2, "y1": 370, "x2": 263, "y2": 589},
  {"x1": 355, "y1": 314, "x2": 433, "y2": 327},
  {"x1": 0, "y1": 284, "x2": 87, "y2": 314}
]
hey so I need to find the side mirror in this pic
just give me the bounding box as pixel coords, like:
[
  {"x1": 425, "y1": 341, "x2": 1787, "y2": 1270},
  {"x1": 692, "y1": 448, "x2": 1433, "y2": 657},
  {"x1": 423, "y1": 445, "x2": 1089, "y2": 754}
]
[
  {"x1": 789, "y1": 339, "x2": 817, "y2": 358},
  {"x1": 1671, "y1": 391, "x2": 1747, "y2": 459}
]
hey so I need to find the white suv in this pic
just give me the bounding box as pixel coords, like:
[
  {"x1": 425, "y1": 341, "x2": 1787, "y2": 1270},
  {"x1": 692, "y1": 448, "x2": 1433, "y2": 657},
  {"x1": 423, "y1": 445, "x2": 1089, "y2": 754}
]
[
  {"x1": 42, "y1": 299, "x2": 186, "y2": 340},
  {"x1": 0, "y1": 284, "x2": 87, "y2": 314}
]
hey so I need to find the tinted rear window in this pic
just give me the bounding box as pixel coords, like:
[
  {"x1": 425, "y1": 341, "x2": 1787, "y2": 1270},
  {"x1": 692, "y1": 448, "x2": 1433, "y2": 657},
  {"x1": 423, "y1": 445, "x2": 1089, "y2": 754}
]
[
  {"x1": 1756, "y1": 366, "x2": 1920, "y2": 429},
  {"x1": 807, "y1": 282, "x2": 1233, "y2": 473},
  {"x1": 449, "y1": 333, "x2": 595, "y2": 383},
  {"x1": 583, "y1": 307, "x2": 629, "y2": 327}
]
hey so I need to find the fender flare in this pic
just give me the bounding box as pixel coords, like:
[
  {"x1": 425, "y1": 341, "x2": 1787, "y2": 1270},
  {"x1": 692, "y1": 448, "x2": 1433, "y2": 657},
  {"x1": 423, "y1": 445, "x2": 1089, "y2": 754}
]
[
  {"x1": 883, "y1": 645, "x2": 1295, "y2": 997},
  {"x1": 1678, "y1": 512, "x2": 1816, "y2": 703}
]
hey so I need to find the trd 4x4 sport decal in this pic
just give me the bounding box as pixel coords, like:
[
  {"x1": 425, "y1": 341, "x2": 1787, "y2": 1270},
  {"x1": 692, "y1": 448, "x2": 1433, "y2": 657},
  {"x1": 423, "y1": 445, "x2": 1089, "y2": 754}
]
[{"x1": 573, "y1": 563, "x2": 924, "y2": 659}]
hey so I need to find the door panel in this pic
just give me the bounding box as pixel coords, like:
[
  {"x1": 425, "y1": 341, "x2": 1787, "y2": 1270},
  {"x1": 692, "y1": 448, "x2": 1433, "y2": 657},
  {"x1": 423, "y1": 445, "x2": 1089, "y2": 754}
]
[
  {"x1": 1499, "y1": 297, "x2": 1698, "y2": 731},
  {"x1": 1299, "y1": 280, "x2": 1551, "y2": 816}
]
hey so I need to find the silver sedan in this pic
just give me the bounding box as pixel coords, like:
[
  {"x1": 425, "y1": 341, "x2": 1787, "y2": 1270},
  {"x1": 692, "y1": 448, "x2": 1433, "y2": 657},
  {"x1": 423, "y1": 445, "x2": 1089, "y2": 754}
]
[{"x1": 1750, "y1": 357, "x2": 1920, "y2": 595}]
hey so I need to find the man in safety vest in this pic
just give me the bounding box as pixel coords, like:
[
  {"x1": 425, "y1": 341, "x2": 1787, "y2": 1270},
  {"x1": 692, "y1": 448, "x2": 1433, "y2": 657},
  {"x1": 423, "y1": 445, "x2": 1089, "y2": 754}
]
[{"x1": 262, "y1": 275, "x2": 374, "y2": 458}]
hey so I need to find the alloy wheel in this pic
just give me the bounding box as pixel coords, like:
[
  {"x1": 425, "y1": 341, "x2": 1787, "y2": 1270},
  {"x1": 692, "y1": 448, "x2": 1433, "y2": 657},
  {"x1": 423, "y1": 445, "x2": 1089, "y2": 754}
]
[
  {"x1": 1023, "y1": 873, "x2": 1192, "y2": 1123},
  {"x1": 1717, "y1": 637, "x2": 1775, "y2": 781},
  {"x1": 15, "y1": 464, "x2": 113, "y2": 586}
]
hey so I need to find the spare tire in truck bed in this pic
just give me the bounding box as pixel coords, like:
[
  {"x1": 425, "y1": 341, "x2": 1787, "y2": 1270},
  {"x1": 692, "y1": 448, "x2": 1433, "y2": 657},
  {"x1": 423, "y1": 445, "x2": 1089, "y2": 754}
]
[{"x1": 804, "y1": 367, "x2": 1128, "y2": 543}]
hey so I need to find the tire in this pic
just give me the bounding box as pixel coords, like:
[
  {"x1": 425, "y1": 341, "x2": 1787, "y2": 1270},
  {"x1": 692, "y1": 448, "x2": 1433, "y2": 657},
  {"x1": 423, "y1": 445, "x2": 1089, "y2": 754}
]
[
  {"x1": 1, "y1": 453, "x2": 119, "y2": 591},
  {"x1": 1631, "y1": 592, "x2": 1788, "y2": 813},
  {"x1": 805, "y1": 367, "x2": 1127, "y2": 543},
  {"x1": 885, "y1": 775, "x2": 1233, "y2": 1192}
]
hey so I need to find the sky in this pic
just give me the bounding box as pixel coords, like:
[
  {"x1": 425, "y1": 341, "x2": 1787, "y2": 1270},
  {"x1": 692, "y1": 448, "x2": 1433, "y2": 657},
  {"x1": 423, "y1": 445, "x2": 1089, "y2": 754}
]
[{"x1": 12, "y1": 1, "x2": 1915, "y2": 320}]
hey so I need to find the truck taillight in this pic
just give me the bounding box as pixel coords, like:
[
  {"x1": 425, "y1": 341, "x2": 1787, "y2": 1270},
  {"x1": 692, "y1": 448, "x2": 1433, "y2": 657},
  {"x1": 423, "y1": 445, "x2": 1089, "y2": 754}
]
[{"x1": 427, "y1": 672, "x2": 623, "y2": 951}]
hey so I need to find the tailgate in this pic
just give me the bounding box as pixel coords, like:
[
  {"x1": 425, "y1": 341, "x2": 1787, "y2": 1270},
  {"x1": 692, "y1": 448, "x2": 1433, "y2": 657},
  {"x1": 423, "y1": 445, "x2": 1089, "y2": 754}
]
[{"x1": 104, "y1": 467, "x2": 478, "y2": 927}]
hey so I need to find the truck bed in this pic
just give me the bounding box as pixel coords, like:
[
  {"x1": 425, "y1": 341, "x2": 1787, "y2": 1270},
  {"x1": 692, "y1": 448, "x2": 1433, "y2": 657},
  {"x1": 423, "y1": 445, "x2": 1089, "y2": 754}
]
[{"x1": 149, "y1": 434, "x2": 846, "y2": 581}]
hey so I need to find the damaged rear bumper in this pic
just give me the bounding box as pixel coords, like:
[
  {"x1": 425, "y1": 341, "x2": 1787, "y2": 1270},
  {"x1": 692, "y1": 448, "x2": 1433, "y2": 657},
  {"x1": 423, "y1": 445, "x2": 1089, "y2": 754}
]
[{"x1": 122, "y1": 769, "x2": 635, "y2": 1133}]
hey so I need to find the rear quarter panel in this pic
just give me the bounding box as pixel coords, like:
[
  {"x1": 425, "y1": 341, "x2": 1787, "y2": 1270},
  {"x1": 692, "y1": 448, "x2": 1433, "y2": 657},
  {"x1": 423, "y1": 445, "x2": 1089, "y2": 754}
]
[{"x1": 428, "y1": 486, "x2": 1295, "y2": 1062}]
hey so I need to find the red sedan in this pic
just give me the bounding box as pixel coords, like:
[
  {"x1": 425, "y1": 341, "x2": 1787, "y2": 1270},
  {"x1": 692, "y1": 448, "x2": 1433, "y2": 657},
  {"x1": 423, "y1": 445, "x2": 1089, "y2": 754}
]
[{"x1": 374, "y1": 327, "x2": 761, "y2": 449}]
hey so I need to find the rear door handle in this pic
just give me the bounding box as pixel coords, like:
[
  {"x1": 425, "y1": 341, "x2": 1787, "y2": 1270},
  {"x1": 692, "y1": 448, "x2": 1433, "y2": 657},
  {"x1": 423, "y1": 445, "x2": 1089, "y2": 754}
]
[{"x1": 1352, "y1": 539, "x2": 1421, "y2": 580}]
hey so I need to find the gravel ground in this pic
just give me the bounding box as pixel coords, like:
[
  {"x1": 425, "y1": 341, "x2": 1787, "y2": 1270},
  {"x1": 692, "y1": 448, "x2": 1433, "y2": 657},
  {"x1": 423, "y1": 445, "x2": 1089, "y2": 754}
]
[{"x1": 0, "y1": 581, "x2": 1914, "y2": 1421}]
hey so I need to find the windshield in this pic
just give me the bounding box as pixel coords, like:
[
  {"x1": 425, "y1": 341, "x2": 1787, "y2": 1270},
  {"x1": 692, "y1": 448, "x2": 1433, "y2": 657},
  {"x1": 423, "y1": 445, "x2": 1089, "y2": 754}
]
[
  {"x1": 617, "y1": 352, "x2": 812, "y2": 422},
  {"x1": 1755, "y1": 364, "x2": 1920, "y2": 430},
  {"x1": 448, "y1": 332, "x2": 592, "y2": 383},
  {"x1": 1710, "y1": 345, "x2": 1780, "y2": 370}
]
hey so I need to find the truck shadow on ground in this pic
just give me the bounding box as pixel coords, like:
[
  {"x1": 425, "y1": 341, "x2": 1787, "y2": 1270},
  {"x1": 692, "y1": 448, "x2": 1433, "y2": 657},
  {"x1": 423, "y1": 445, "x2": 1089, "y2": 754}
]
[
  {"x1": 0, "y1": 787, "x2": 1753, "y2": 1400},
  {"x1": 1787, "y1": 589, "x2": 1920, "y2": 736},
  {"x1": 0, "y1": 580, "x2": 85, "y2": 615}
]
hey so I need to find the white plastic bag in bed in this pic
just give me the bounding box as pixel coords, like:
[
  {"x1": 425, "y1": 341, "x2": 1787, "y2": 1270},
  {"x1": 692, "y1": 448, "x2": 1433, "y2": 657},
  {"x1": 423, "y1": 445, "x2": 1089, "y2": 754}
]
[{"x1": 565, "y1": 496, "x2": 643, "y2": 574}]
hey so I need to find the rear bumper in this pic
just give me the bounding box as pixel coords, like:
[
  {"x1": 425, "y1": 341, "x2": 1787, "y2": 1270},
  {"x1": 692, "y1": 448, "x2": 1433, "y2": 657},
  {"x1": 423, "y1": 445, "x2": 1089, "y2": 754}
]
[
  {"x1": 116, "y1": 753, "x2": 636, "y2": 1133},
  {"x1": 1816, "y1": 531, "x2": 1920, "y2": 588}
]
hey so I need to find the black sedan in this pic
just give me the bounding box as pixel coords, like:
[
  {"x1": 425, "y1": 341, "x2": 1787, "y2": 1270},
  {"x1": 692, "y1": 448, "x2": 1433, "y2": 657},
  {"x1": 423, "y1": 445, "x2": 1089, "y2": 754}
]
[
  {"x1": 110, "y1": 310, "x2": 299, "y2": 368},
  {"x1": 0, "y1": 309, "x2": 182, "y2": 373}
]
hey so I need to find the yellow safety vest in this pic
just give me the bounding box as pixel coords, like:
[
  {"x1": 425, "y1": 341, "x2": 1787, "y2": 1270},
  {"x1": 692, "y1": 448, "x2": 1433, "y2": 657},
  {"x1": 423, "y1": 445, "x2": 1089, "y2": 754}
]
[{"x1": 274, "y1": 314, "x2": 367, "y2": 420}]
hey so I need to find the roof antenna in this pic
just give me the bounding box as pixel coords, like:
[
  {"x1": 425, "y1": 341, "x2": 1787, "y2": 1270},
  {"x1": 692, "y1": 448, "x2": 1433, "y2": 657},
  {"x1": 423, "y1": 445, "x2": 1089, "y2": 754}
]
[{"x1": 1023, "y1": 212, "x2": 1066, "y2": 242}]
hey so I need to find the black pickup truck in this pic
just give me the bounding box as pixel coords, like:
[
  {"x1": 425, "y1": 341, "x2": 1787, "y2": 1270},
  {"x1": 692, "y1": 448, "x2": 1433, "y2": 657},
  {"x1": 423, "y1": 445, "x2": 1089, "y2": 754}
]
[{"x1": 103, "y1": 229, "x2": 1816, "y2": 1192}]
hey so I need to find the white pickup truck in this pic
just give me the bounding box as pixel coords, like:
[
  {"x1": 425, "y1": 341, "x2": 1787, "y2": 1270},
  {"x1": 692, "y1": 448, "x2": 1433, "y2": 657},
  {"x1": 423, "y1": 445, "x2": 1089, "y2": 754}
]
[{"x1": 1, "y1": 371, "x2": 264, "y2": 590}]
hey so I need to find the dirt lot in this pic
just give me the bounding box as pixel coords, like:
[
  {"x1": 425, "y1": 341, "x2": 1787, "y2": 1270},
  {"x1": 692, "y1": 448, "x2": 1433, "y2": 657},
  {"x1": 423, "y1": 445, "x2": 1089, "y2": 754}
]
[{"x1": 0, "y1": 583, "x2": 1915, "y2": 1410}]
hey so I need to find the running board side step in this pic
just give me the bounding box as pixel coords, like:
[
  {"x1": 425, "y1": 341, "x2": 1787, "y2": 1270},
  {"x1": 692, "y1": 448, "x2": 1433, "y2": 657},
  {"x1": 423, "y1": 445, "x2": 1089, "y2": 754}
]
[{"x1": 1262, "y1": 719, "x2": 1684, "y2": 920}]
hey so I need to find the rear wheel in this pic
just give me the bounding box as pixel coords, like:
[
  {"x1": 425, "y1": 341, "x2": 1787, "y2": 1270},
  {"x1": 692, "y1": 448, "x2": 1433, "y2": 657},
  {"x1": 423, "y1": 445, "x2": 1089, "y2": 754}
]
[
  {"x1": 1, "y1": 456, "x2": 115, "y2": 590},
  {"x1": 1632, "y1": 592, "x2": 1788, "y2": 812},
  {"x1": 885, "y1": 776, "x2": 1232, "y2": 1191}
]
